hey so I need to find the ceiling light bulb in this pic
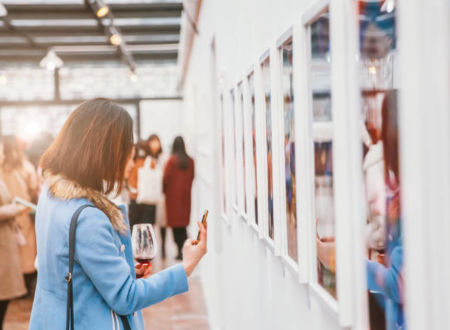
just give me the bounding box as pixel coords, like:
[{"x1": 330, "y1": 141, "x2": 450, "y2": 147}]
[
  {"x1": 96, "y1": 6, "x2": 109, "y2": 18},
  {"x1": 110, "y1": 33, "x2": 122, "y2": 46},
  {"x1": 369, "y1": 66, "x2": 377, "y2": 75},
  {"x1": 94, "y1": 0, "x2": 109, "y2": 18}
]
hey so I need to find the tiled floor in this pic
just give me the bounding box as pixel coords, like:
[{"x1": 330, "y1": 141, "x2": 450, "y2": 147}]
[{"x1": 4, "y1": 228, "x2": 210, "y2": 330}]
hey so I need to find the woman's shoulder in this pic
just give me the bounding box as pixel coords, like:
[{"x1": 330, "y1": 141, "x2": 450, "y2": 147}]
[{"x1": 39, "y1": 188, "x2": 112, "y2": 226}]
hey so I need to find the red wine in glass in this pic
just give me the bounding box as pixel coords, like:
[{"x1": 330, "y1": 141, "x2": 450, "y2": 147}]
[{"x1": 132, "y1": 223, "x2": 157, "y2": 278}]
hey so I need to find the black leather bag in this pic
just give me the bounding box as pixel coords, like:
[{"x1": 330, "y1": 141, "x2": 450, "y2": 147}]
[{"x1": 65, "y1": 204, "x2": 131, "y2": 330}]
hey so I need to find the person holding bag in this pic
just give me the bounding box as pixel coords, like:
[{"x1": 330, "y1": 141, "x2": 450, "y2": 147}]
[
  {"x1": 128, "y1": 134, "x2": 168, "y2": 258},
  {"x1": 29, "y1": 99, "x2": 207, "y2": 330},
  {"x1": 0, "y1": 135, "x2": 38, "y2": 297},
  {"x1": 0, "y1": 137, "x2": 29, "y2": 330},
  {"x1": 128, "y1": 135, "x2": 164, "y2": 224}
]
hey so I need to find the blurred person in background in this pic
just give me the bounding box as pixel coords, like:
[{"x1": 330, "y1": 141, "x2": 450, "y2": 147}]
[
  {"x1": 29, "y1": 99, "x2": 207, "y2": 330},
  {"x1": 25, "y1": 132, "x2": 54, "y2": 195},
  {"x1": 129, "y1": 134, "x2": 168, "y2": 258},
  {"x1": 0, "y1": 137, "x2": 29, "y2": 330},
  {"x1": 163, "y1": 136, "x2": 194, "y2": 260},
  {"x1": 1, "y1": 135, "x2": 38, "y2": 297}
]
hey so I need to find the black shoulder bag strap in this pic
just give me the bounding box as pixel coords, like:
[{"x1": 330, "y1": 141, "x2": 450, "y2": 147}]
[{"x1": 66, "y1": 204, "x2": 132, "y2": 330}]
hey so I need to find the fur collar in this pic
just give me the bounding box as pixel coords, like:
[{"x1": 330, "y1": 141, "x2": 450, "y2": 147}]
[{"x1": 44, "y1": 172, "x2": 127, "y2": 233}]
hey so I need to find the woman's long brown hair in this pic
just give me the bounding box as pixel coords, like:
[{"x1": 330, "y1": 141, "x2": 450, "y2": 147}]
[{"x1": 40, "y1": 98, "x2": 134, "y2": 195}]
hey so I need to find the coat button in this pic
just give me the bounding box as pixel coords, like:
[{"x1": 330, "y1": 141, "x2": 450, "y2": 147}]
[{"x1": 120, "y1": 244, "x2": 125, "y2": 252}]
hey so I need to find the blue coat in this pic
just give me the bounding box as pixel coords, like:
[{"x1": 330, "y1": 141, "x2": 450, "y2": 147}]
[{"x1": 30, "y1": 189, "x2": 189, "y2": 330}]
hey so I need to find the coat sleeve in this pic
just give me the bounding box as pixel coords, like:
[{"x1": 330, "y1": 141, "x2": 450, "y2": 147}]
[
  {"x1": 75, "y1": 208, "x2": 189, "y2": 315},
  {"x1": 366, "y1": 246, "x2": 403, "y2": 303}
]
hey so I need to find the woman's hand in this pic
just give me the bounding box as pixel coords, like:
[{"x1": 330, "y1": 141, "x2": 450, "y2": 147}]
[
  {"x1": 182, "y1": 221, "x2": 207, "y2": 277},
  {"x1": 3, "y1": 203, "x2": 28, "y2": 218},
  {"x1": 135, "y1": 263, "x2": 152, "y2": 279}
]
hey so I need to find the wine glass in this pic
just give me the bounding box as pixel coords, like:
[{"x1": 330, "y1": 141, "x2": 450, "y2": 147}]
[{"x1": 131, "y1": 223, "x2": 157, "y2": 277}]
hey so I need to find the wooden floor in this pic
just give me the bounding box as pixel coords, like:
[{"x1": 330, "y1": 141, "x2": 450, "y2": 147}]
[{"x1": 4, "y1": 228, "x2": 210, "y2": 330}]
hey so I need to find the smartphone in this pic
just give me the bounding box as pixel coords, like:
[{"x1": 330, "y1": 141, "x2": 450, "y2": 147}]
[{"x1": 196, "y1": 210, "x2": 209, "y2": 241}]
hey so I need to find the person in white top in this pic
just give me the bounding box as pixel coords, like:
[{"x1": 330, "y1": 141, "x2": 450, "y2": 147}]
[{"x1": 128, "y1": 135, "x2": 168, "y2": 258}]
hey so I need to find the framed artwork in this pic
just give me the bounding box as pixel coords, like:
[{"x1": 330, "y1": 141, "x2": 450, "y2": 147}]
[
  {"x1": 237, "y1": 82, "x2": 247, "y2": 216},
  {"x1": 248, "y1": 72, "x2": 259, "y2": 226},
  {"x1": 261, "y1": 56, "x2": 274, "y2": 240},
  {"x1": 280, "y1": 37, "x2": 298, "y2": 262},
  {"x1": 305, "y1": 5, "x2": 337, "y2": 300},
  {"x1": 230, "y1": 89, "x2": 238, "y2": 209},
  {"x1": 219, "y1": 93, "x2": 228, "y2": 218},
  {"x1": 359, "y1": 3, "x2": 404, "y2": 330}
]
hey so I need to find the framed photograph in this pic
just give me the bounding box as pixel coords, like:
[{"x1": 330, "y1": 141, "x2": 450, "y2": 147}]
[
  {"x1": 237, "y1": 82, "x2": 248, "y2": 217},
  {"x1": 246, "y1": 71, "x2": 259, "y2": 227},
  {"x1": 302, "y1": 1, "x2": 340, "y2": 313},
  {"x1": 261, "y1": 55, "x2": 274, "y2": 240},
  {"x1": 219, "y1": 93, "x2": 228, "y2": 219},
  {"x1": 279, "y1": 36, "x2": 298, "y2": 263},
  {"x1": 230, "y1": 88, "x2": 238, "y2": 211}
]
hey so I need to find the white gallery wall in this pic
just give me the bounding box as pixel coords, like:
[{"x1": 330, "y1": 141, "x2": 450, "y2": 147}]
[
  {"x1": 180, "y1": 0, "x2": 450, "y2": 329},
  {"x1": 182, "y1": 0, "x2": 343, "y2": 329},
  {"x1": 139, "y1": 100, "x2": 184, "y2": 152}
]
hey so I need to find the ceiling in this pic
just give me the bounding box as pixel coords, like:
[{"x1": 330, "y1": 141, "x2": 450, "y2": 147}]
[{"x1": 0, "y1": 0, "x2": 183, "y2": 68}]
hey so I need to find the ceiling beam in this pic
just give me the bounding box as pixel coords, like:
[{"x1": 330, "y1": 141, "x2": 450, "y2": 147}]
[
  {"x1": 0, "y1": 96, "x2": 183, "y2": 107},
  {"x1": 0, "y1": 52, "x2": 177, "y2": 63},
  {"x1": 4, "y1": 2, "x2": 182, "y2": 14}
]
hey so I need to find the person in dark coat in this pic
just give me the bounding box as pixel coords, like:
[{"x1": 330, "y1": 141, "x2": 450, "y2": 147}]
[{"x1": 163, "y1": 136, "x2": 194, "y2": 260}]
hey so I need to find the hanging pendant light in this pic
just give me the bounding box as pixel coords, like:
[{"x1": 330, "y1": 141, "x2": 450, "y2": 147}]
[{"x1": 40, "y1": 49, "x2": 64, "y2": 71}]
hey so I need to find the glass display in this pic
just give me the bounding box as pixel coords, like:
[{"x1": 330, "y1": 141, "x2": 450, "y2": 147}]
[
  {"x1": 308, "y1": 8, "x2": 336, "y2": 298},
  {"x1": 359, "y1": 2, "x2": 404, "y2": 329},
  {"x1": 248, "y1": 73, "x2": 259, "y2": 225},
  {"x1": 238, "y1": 83, "x2": 247, "y2": 214},
  {"x1": 262, "y1": 57, "x2": 274, "y2": 239},
  {"x1": 281, "y1": 38, "x2": 298, "y2": 261}
]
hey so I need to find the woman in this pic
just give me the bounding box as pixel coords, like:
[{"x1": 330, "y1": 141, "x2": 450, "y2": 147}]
[
  {"x1": 0, "y1": 138, "x2": 29, "y2": 329},
  {"x1": 0, "y1": 135, "x2": 38, "y2": 296},
  {"x1": 29, "y1": 99, "x2": 207, "y2": 330},
  {"x1": 128, "y1": 135, "x2": 168, "y2": 258},
  {"x1": 163, "y1": 136, "x2": 195, "y2": 260}
]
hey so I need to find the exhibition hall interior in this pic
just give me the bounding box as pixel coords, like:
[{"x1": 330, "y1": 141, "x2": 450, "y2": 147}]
[{"x1": 0, "y1": 0, "x2": 448, "y2": 330}]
